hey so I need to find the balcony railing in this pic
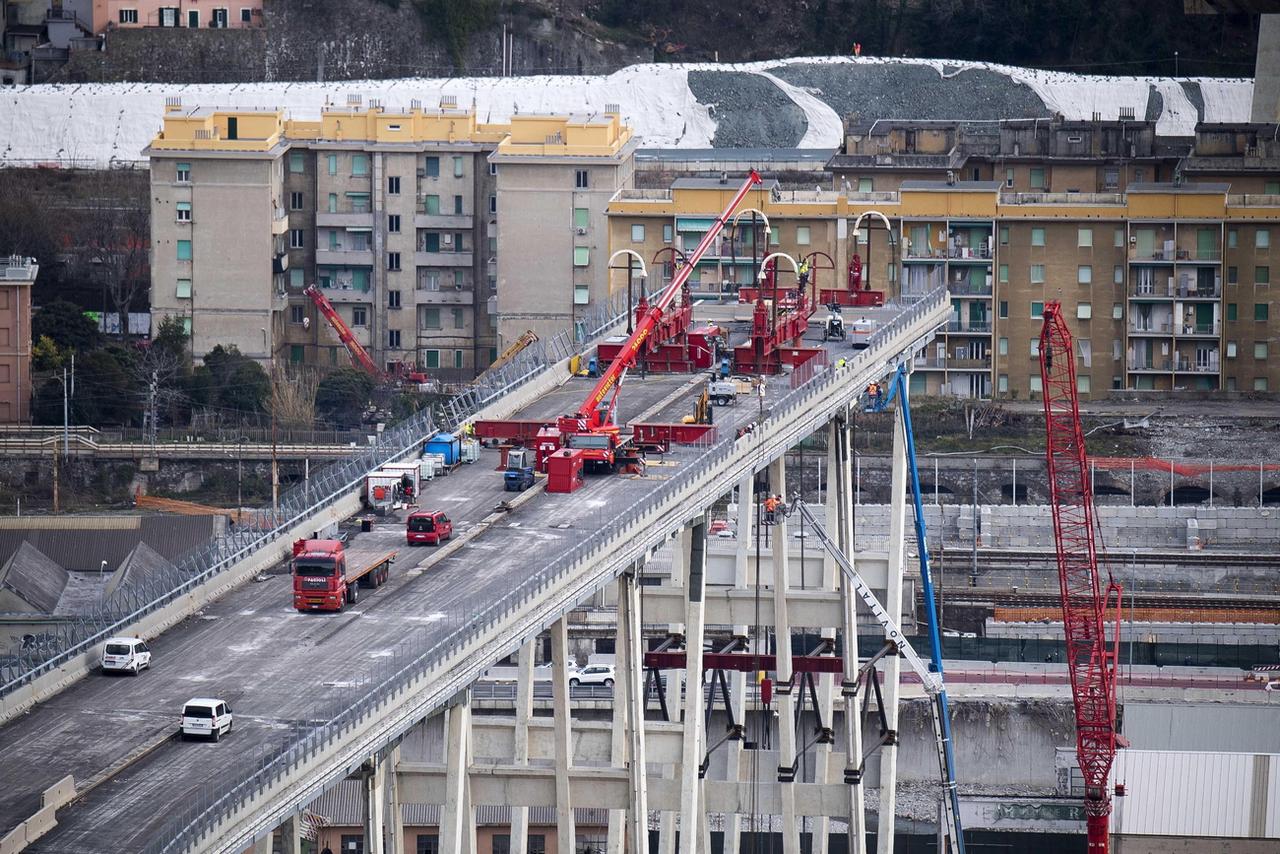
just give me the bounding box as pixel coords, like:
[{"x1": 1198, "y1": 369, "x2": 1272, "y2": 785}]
[
  {"x1": 946, "y1": 321, "x2": 992, "y2": 333},
  {"x1": 947, "y1": 282, "x2": 993, "y2": 296},
  {"x1": 1174, "y1": 358, "x2": 1220, "y2": 373},
  {"x1": 1128, "y1": 321, "x2": 1172, "y2": 334},
  {"x1": 1175, "y1": 322, "x2": 1220, "y2": 336},
  {"x1": 1227, "y1": 194, "x2": 1280, "y2": 207},
  {"x1": 1171, "y1": 248, "x2": 1222, "y2": 262},
  {"x1": 1131, "y1": 281, "x2": 1221, "y2": 299},
  {"x1": 1127, "y1": 358, "x2": 1173, "y2": 372},
  {"x1": 947, "y1": 247, "x2": 993, "y2": 261},
  {"x1": 1000, "y1": 192, "x2": 1125, "y2": 205},
  {"x1": 913, "y1": 356, "x2": 993, "y2": 370}
]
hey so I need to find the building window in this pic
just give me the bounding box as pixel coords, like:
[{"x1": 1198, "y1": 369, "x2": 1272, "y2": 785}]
[
  {"x1": 176, "y1": 201, "x2": 191, "y2": 222},
  {"x1": 1031, "y1": 301, "x2": 1044, "y2": 319},
  {"x1": 290, "y1": 305, "x2": 305, "y2": 324},
  {"x1": 1255, "y1": 303, "x2": 1269, "y2": 321},
  {"x1": 422, "y1": 233, "x2": 440, "y2": 252},
  {"x1": 663, "y1": 224, "x2": 673, "y2": 244},
  {"x1": 1229, "y1": 229, "x2": 1238, "y2": 249},
  {"x1": 795, "y1": 225, "x2": 811, "y2": 246},
  {"x1": 387, "y1": 176, "x2": 400, "y2": 195},
  {"x1": 489, "y1": 161, "x2": 498, "y2": 176},
  {"x1": 327, "y1": 154, "x2": 337, "y2": 176},
  {"x1": 998, "y1": 337, "x2": 1008, "y2": 356},
  {"x1": 388, "y1": 214, "x2": 401, "y2": 233},
  {"x1": 573, "y1": 247, "x2": 590, "y2": 267},
  {"x1": 575, "y1": 169, "x2": 589, "y2": 189},
  {"x1": 1257, "y1": 266, "x2": 1271, "y2": 285},
  {"x1": 1031, "y1": 227, "x2": 1045, "y2": 247},
  {"x1": 446, "y1": 195, "x2": 458, "y2": 215},
  {"x1": 423, "y1": 156, "x2": 440, "y2": 177},
  {"x1": 176, "y1": 162, "x2": 190, "y2": 182},
  {"x1": 1112, "y1": 303, "x2": 1123, "y2": 320},
  {"x1": 177, "y1": 240, "x2": 192, "y2": 261},
  {"x1": 352, "y1": 305, "x2": 368, "y2": 326},
  {"x1": 1078, "y1": 227, "x2": 1093, "y2": 247},
  {"x1": 241, "y1": 7, "x2": 253, "y2": 22},
  {"x1": 424, "y1": 195, "x2": 440, "y2": 216},
  {"x1": 999, "y1": 300, "x2": 1008, "y2": 319},
  {"x1": 1030, "y1": 264, "x2": 1045, "y2": 284},
  {"x1": 1030, "y1": 167, "x2": 1046, "y2": 189},
  {"x1": 1227, "y1": 303, "x2": 1238, "y2": 321},
  {"x1": 573, "y1": 208, "x2": 589, "y2": 230},
  {"x1": 998, "y1": 374, "x2": 1009, "y2": 393},
  {"x1": 181, "y1": 317, "x2": 191, "y2": 335},
  {"x1": 1114, "y1": 228, "x2": 1125, "y2": 247},
  {"x1": 1257, "y1": 228, "x2": 1271, "y2": 249},
  {"x1": 770, "y1": 226, "x2": 781, "y2": 246},
  {"x1": 631, "y1": 224, "x2": 645, "y2": 243},
  {"x1": 424, "y1": 349, "x2": 440, "y2": 368},
  {"x1": 1113, "y1": 265, "x2": 1123, "y2": 284},
  {"x1": 1102, "y1": 168, "x2": 1119, "y2": 190},
  {"x1": 340, "y1": 834, "x2": 365, "y2": 853},
  {"x1": 574, "y1": 284, "x2": 589, "y2": 304},
  {"x1": 1255, "y1": 342, "x2": 1268, "y2": 359},
  {"x1": 290, "y1": 229, "x2": 304, "y2": 249},
  {"x1": 1078, "y1": 375, "x2": 1091, "y2": 394},
  {"x1": 452, "y1": 307, "x2": 465, "y2": 328},
  {"x1": 290, "y1": 191, "x2": 304, "y2": 210},
  {"x1": 1077, "y1": 302, "x2": 1092, "y2": 319},
  {"x1": 290, "y1": 268, "x2": 304, "y2": 288},
  {"x1": 422, "y1": 308, "x2": 441, "y2": 329},
  {"x1": 388, "y1": 252, "x2": 401, "y2": 270},
  {"x1": 1029, "y1": 375, "x2": 1043, "y2": 393},
  {"x1": 352, "y1": 154, "x2": 369, "y2": 176},
  {"x1": 119, "y1": 9, "x2": 139, "y2": 24},
  {"x1": 1256, "y1": 377, "x2": 1269, "y2": 391},
  {"x1": 289, "y1": 152, "x2": 304, "y2": 173},
  {"x1": 1078, "y1": 265, "x2": 1092, "y2": 284},
  {"x1": 1227, "y1": 341, "x2": 1237, "y2": 358},
  {"x1": 388, "y1": 290, "x2": 402, "y2": 310},
  {"x1": 452, "y1": 155, "x2": 464, "y2": 177},
  {"x1": 1030, "y1": 336, "x2": 1041, "y2": 357},
  {"x1": 489, "y1": 194, "x2": 497, "y2": 214},
  {"x1": 1005, "y1": 168, "x2": 1014, "y2": 188},
  {"x1": 998, "y1": 264, "x2": 1008, "y2": 283},
  {"x1": 389, "y1": 329, "x2": 401, "y2": 348},
  {"x1": 999, "y1": 226, "x2": 1009, "y2": 245},
  {"x1": 176, "y1": 279, "x2": 192, "y2": 299},
  {"x1": 1229, "y1": 266, "x2": 1239, "y2": 284},
  {"x1": 1268, "y1": 181, "x2": 1280, "y2": 195}
]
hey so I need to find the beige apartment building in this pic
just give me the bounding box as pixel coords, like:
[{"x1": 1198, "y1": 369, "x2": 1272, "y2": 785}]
[
  {"x1": 608, "y1": 119, "x2": 1280, "y2": 399},
  {"x1": 148, "y1": 101, "x2": 633, "y2": 380},
  {"x1": 0, "y1": 256, "x2": 35, "y2": 423}
]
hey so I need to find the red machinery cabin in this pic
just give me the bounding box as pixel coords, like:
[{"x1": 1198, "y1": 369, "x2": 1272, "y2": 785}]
[
  {"x1": 546, "y1": 448, "x2": 585, "y2": 493},
  {"x1": 406, "y1": 510, "x2": 453, "y2": 546}
]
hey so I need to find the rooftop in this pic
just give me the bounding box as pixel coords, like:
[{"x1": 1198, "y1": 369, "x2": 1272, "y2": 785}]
[{"x1": 671, "y1": 177, "x2": 781, "y2": 191}]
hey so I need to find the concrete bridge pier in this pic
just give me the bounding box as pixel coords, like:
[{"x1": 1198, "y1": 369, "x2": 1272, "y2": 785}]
[
  {"x1": 439, "y1": 692, "x2": 475, "y2": 854},
  {"x1": 724, "y1": 473, "x2": 754, "y2": 854},
  {"x1": 658, "y1": 527, "x2": 689, "y2": 854},
  {"x1": 678, "y1": 515, "x2": 709, "y2": 854},
  {"x1": 772, "y1": 456, "x2": 800, "y2": 854},
  {"x1": 552, "y1": 617, "x2": 576, "y2": 844},
  {"x1": 834, "y1": 413, "x2": 868, "y2": 854},
  {"x1": 510, "y1": 641, "x2": 535, "y2": 854}
]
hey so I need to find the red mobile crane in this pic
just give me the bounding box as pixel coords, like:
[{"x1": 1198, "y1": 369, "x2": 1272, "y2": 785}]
[
  {"x1": 1038, "y1": 301, "x2": 1124, "y2": 854},
  {"x1": 304, "y1": 284, "x2": 427, "y2": 384},
  {"x1": 475, "y1": 170, "x2": 763, "y2": 477}
]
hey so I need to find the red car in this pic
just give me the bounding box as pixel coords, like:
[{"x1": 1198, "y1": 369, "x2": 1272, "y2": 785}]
[{"x1": 406, "y1": 510, "x2": 453, "y2": 546}]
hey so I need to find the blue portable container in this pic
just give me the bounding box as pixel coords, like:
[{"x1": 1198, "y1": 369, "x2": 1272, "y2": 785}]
[{"x1": 424, "y1": 432, "x2": 461, "y2": 465}]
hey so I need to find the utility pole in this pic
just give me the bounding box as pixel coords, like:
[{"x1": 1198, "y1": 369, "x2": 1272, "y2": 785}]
[
  {"x1": 263, "y1": 328, "x2": 279, "y2": 522},
  {"x1": 62, "y1": 367, "x2": 69, "y2": 457}
]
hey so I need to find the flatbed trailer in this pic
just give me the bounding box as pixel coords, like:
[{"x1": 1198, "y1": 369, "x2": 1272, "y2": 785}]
[{"x1": 292, "y1": 538, "x2": 397, "y2": 612}]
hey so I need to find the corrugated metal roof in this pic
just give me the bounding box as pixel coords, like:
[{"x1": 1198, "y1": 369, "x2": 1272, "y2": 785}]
[
  {"x1": 307, "y1": 780, "x2": 608, "y2": 828},
  {"x1": 0, "y1": 542, "x2": 67, "y2": 613},
  {"x1": 0, "y1": 515, "x2": 218, "y2": 572},
  {"x1": 1110, "y1": 750, "x2": 1280, "y2": 838}
]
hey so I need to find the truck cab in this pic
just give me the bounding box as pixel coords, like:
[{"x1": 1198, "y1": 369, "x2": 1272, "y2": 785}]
[
  {"x1": 292, "y1": 539, "x2": 347, "y2": 611},
  {"x1": 406, "y1": 510, "x2": 452, "y2": 545}
]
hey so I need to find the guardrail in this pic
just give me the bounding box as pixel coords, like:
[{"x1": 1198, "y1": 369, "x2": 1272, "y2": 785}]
[
  {"x1": 144, "y1": 289, "x2": 950, "y2": 854},
  {"x1": 0, "y1": 291, "x2": 653, "y2": 698}
]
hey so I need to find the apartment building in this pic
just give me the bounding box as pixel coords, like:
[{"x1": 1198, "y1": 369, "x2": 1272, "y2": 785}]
[
  {"x1": 608, "y1": 119, "x2": 1280, "y2": 400},
  {"x1": 66, "y1": 0, "x2": 263, "y2": 31},
  {"x1": 0, "y1": 256, "x2": 35, "y2": 423},
  {"x1": 491, "y1": 112, "x2": 637, "y2": 345},
  {"x1": 148, "y1": 101, "x2": 632, "y2": 379}
]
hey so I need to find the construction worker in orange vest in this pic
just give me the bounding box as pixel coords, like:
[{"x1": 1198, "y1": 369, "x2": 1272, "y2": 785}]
[{"x1": 764, "y1": 494, "x2": 779, "y2": 524}]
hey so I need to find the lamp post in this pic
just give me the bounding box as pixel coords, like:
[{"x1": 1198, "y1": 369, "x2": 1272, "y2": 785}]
[
  {"x1": 606, "y1": 250, "x2": 650, "y2": 335},
  {"x1": 261, "y1": 328, "x2": 278, "y2": 521}
]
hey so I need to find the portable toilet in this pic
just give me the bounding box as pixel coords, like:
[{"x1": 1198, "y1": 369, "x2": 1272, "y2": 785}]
[
  {"x1": 546, "y1": 448, "x2": 585, "y2": 494},
  {"x1": 425, "y1": 432, "x2": 461, "y2": 466}
]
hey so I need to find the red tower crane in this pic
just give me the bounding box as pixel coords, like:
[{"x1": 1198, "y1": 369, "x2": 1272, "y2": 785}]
[{"x1": 1038, "y1": 300, "x2": 1124, "y2": 854}]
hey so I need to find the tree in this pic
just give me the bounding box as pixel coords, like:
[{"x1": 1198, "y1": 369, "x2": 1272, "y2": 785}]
[
  {"x1": 31, "y1": 336, "x2": 68, "y2": 372},
  {"x1": 33, "y1": 300, "x2": 100, "y2": 352},
  {"x1": 151, "y1": 316, "x2": 190, "y2": 364},
  {"x1": 189, "y1": 344, "x2": 269, "y2": 417},
  {"x1": 315, "y1": 368, "x2": 376, "y2": 427}
]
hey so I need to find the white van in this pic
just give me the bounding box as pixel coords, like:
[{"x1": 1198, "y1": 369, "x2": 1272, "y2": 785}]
[
  {"x1": 180, "y1": 698, "x2": 234, "y2": 741},
  {"x1": 101, "y1": 637, "x2": 151, "y2": 675}
]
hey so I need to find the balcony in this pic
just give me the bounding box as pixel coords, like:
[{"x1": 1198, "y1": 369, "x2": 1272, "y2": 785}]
[
  {"x1": 1172, "y1": 248, "x2": 1222, "y2": 263},
  {"x1": 1174, "y1": 357, "x2": 1220, "y2": 373},
  {"x1": 946, "y1": 321, "x2": 992, "y2": 334},
  {"x1": 946, "y1": 247, "x2": 993, "y2": 261},
  {"x1": 416, "y1": 251, "x2": 473, "y2": 268},
  {"x1": 1174, "y1": 322, "x2": 1220, "y2": 337},
  {"x1": 1128, "y1": 358, "x2": 1173, "y2": 372},
  {"x1": 414, "y1": 286, "x2": 473, "y2": 305},
  {"x1": 947, "y1": 282, "x2": 993, "y2": 297},
  {"x1": 903, "y1": 250, "x2": 947, "y2": 262},
  {"x1": 1227, "y1": 193, "x2": 1280, "y2": 208},
  {"x1": 271, "y1": 207, "x2": 288, "y2": 235},
  {"x1": 1127, "y1": 321, "x2": 1173, "y2": 335},
  {"x1": 913, "y1": 356, "x2": 992, "y2": 371},
  {"x1": 317, "y1": 283, "x2": 372, "y2": 303},
  {"x1": 316, "y1": 248, "x2": 374, "y2": 267},
  {"x1": 414, "y1": 212, "x2": 473, "y2": 230},
  {"x1": 316, "y1": 210, "x2": 374, "y2": 228},
  {"x1": 999, "y1": 192, "x2": 1125, "y2": 205},
  {"x1": 272, "y1": 252, "x2": 289, "y2": 275}
]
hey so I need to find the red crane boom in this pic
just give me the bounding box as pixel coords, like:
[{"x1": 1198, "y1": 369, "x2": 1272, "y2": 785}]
[
  {"x1": 304, "y1": 283, "x2": 382, "y2": 379},
  {"x1": 1038, "y1": 301, "x2": 1123, "y2": 854},
  {"x1": 573, "y1": 169, "x2": 762, "y2": 430}
]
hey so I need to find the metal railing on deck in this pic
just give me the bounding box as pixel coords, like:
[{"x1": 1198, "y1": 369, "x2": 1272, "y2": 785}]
[{"x1": 138, "y1": 289, "x2": 950, "y2": 854}]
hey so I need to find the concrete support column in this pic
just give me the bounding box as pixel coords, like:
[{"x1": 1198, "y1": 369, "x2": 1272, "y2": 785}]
[
  {"x1": 837, "y1": 414, "x2": 868, "y2": 854},
  {"x1": 678, "y1": 516, "x2": 708, "y2": 854},
  {"x1": 876, "y1": 405, "x2": 909, "y2": 854},
  {"x1": 365, "y1": 752, "x2": 387, "y2": 854},
  {"x1": 771, "y1": 457, "x2": 799, "y2": 854},
  {"x1": 440, "y1": 694, "x2": 473, "y2": 854},
  {"x1": 509, "y1": 641, "x2": 535, "y2": 854},
  {"x1": 279, "y1": 815, "x2": 303, "y2": 854},
  {"x1": 552, "y1": 617, "x2": 577, "y2": 845},
  {"x1": 660, "y1": 528, "x2": 690, "y2": 854},
  {"x1": 725, "y1": 474, "x2": 754, "y2": 854},
  {"x1": 608, "y1": 573, "x2": 632, "y2": 854},
  {"x1": 623, "y1": 565, "x2": 651, "y2": 854},
  {"x1": 381, "y1": 746, "x2": 405, "y2": 854}
]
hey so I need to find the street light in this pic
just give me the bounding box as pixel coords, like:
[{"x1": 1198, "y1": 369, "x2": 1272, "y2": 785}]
[{"x1": 606, "y1": 249, "x2": 649, "y2": 335}]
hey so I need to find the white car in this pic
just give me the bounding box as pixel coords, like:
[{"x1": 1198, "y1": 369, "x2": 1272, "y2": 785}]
[
  {"x1": 101, "y1": 637, "x2": 151, "y2": 675},
  {"x1": 569, "y1": 664, "x2": 615, "y2": 688},
  {"x1": 180, "y1": 698, "x2": 234, "y2": 741}
]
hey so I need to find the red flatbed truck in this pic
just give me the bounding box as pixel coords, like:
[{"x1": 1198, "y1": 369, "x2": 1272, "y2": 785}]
[{"x1": 291, "y1": 538, "x2": 397, "y2": 612}]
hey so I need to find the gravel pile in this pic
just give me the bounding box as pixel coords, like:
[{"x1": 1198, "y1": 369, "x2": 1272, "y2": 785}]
[
  {"x1": 687, "y1": 69, "x2": 808, "y2": 148},
  {"x1": 771, "y1": 61, "x2": 1051, "y2": 123}
]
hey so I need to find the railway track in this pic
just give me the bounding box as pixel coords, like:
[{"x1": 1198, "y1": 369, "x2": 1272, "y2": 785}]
[
  {"x1": 935, "y1": 545, "x2": 1280, "y2": 570},
  {"x1": 927, "y1": 588, "x2": 1280, "y2": 612}
]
